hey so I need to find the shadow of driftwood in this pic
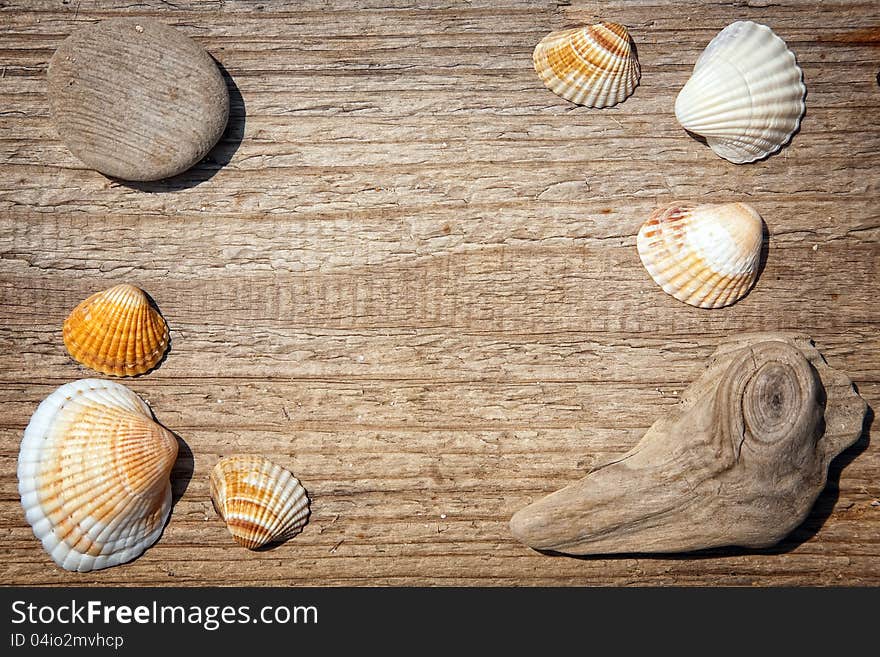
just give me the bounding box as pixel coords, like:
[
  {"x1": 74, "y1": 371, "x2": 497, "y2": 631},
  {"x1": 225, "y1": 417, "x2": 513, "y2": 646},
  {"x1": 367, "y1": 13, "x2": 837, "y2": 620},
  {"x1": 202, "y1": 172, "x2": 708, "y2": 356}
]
[
  {"x1": 764, "y1": 399, "x2": 873, "y2": 553},
  {"x1": 118, "y1": 59, "x2": 245, "y2": 192},
  {"x1": 529, "y1": 402, "x2": 873, "y2": 562}
]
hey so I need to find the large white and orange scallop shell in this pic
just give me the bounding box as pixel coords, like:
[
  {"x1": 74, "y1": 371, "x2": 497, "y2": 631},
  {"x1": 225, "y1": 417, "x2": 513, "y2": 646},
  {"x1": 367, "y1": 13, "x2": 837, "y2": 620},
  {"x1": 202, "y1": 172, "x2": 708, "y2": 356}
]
[
  {"x1": 675, "y1": 21, "x2": 806, "y2": 163},
  {"x1": 17, "y1": 379, "x2": 178, "y2": 572},
  {"x1": 63, "y1": 283, "x2": 169, "y2": 377},
  {"x1": 210, "y1": 455, "x2": 310, "y2": 550},
  {"x1": 637, "y1": 202, "x2": 765, "y2": 309},
  {"x1": 533, "y1": 22, "x2": 640, "y2": 108}
]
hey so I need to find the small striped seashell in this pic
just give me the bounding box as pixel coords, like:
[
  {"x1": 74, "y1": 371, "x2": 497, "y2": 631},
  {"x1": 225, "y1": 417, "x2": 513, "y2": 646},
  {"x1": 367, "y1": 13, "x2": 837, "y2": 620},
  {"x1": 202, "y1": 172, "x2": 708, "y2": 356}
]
[
  {"x1": 675, "y1": 21, "x2": 806, "y2": 163},
  {"x1": 210, "y1": 455, "x2": 310, "y2": 550},
  {"x1": 63, "y1": 283, "x2": 169, "y2": 377},
  {"x1": 533, "y1": 22, "x2": 640, "y2": 108},
  {"x1": 17, "y1": 379, "x2": 178, "y2": 572},
  {"x1": 637, "y1": 202, "x2": 765, "y2": 309}
]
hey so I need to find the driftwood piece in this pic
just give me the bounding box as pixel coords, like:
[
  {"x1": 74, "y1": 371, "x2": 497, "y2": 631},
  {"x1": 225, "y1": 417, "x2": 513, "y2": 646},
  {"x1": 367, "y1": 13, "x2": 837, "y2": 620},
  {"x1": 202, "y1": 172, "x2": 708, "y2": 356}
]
[
  {"x1": 47, "y1": 18, "x2": 229, "y2": 181},
  {"x1": 510, "y1": 333, "x2": 868, "y2": 555},
  {"x1": 1, "y1": 1, "x2": 878, "y2": 587}
]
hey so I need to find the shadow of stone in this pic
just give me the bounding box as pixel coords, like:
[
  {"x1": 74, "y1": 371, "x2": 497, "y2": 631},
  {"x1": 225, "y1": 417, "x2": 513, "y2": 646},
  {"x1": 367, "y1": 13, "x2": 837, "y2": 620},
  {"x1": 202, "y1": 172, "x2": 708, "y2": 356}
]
[{"x1": 118, "y1": 59, "x2": 245, "y2": 192}]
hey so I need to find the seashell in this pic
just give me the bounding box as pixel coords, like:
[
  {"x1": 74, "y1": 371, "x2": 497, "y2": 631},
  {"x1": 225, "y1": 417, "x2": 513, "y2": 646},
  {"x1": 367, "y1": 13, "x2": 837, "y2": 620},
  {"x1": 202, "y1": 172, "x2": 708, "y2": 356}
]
[
  {"x1": 674, "y1": 21, "x2": 806, "y2": 164},
  {"x1": 533, "y1": 22, "x2": 640, "y2": 108},
  {"x1": 636, "y1": 202, "x2": 764, "y2": 309},
  {"x1": 17, "y1": 379, "x2": 178, "y2": 572},
  {"x1": 510, "y1": 333, "x2": 868, "y2": 555},
  {"x1": 63, "y1": 283, "x2": 169, "y2": 377},
  {"x1": 210, "y1": 455, "x2": 310, "y2": 550}
]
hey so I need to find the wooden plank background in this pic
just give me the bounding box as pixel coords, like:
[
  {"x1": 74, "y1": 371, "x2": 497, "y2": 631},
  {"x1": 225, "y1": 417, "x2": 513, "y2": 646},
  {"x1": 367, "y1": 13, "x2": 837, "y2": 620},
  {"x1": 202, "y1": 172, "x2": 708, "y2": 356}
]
[{"x1": 0, "y1": 0, "x2": 877, "y2": 586}]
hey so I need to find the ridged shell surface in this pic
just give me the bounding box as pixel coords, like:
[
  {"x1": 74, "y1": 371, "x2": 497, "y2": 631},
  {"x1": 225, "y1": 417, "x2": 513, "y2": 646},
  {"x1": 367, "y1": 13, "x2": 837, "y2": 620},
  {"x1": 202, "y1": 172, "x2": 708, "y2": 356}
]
[
  {"x1": 674, "y1": 21, "x2": 805, "y2": 163},
  {"x1": 637, "y1": 202, "x2": 764, "y2": 309},
  {"x1": 533, "y1": 22, "x2": 640, "y2": 108},
  {"x1": 210, "y1": 455, "x2": 310, "y2": 550},
  {"x1": 63, "y1": 284, "x2": 169, "y2": 377},
  {"x1": 17, "y1": 379, "x2": 178, "y2": 572}
]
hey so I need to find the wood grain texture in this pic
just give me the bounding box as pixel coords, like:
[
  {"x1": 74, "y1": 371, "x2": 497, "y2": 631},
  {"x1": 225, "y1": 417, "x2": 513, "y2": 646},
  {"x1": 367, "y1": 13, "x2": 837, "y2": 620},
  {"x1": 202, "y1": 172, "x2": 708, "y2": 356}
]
[{"x1": 0, "y1": 0, "x2": 878, "y2": 586}]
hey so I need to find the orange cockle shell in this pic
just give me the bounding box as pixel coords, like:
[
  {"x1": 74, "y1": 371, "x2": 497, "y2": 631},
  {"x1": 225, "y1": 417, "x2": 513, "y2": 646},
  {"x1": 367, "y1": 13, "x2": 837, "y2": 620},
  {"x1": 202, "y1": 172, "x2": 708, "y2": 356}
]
[{"x1": 63, "y1": 283, "x2": 169, "y2": 376}]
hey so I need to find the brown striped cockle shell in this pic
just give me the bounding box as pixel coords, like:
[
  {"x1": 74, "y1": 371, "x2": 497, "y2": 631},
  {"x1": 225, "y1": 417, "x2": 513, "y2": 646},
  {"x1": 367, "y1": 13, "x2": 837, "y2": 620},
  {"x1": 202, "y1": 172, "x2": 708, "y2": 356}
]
[
  {"x1": 210, "y1": 455, "x2": 310, "y2": 550},
  {"x1": 533, "y1": 22, "x2": 640, "y2": 108},
  {"x1": 63, "y1": 283, "x2": 169, "y2": 376},
  {"x1": 18, "y1": 379, "x2": 178, "y2": 572},
  {"x1": 637, "y1": 202, "x2": 765, "y2": 309}
]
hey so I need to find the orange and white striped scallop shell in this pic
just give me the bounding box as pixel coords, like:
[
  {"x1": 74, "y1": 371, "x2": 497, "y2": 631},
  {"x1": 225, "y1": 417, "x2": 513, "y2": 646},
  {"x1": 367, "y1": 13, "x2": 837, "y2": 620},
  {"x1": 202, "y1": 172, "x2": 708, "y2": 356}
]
[
  {"x1": 210, "y1": 455, "x2": 310, "y2": 550},
  {"x1": 637, "y1": 202, "x2": 765, "y2": 309},
  {"x1": 63, "y1": 283, "x2": 169, "y2": 377},
  {"x1": 17, "y1": 379, "x2": 178, "y2": 572},
  {"x1": 533, "y1": 22, "x2": 640, "y2": 108}
]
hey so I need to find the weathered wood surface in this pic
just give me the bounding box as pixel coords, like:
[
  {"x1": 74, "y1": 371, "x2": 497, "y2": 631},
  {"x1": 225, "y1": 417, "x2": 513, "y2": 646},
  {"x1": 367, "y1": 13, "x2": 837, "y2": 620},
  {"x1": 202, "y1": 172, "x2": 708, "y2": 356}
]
[{"x1": 0, "y1": 0, "x2": 877, "y2": 586}]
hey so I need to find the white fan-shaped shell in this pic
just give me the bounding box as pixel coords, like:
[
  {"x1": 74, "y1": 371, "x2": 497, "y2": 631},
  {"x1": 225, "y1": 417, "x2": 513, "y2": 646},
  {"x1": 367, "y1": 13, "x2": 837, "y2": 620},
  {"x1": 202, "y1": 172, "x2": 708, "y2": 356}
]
[
  {"x1": 675, "y1": 21, "x2": 806, "y2": 163},
  {"x1": 210, "y1": 455, "x2": 310, "y2": 550},
  {"x1": 637, "y1": 202, "x2": 765, "y2": 309},
  {"x1": 17, "y1": 379, "x2": 178, "y2": 572}
]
